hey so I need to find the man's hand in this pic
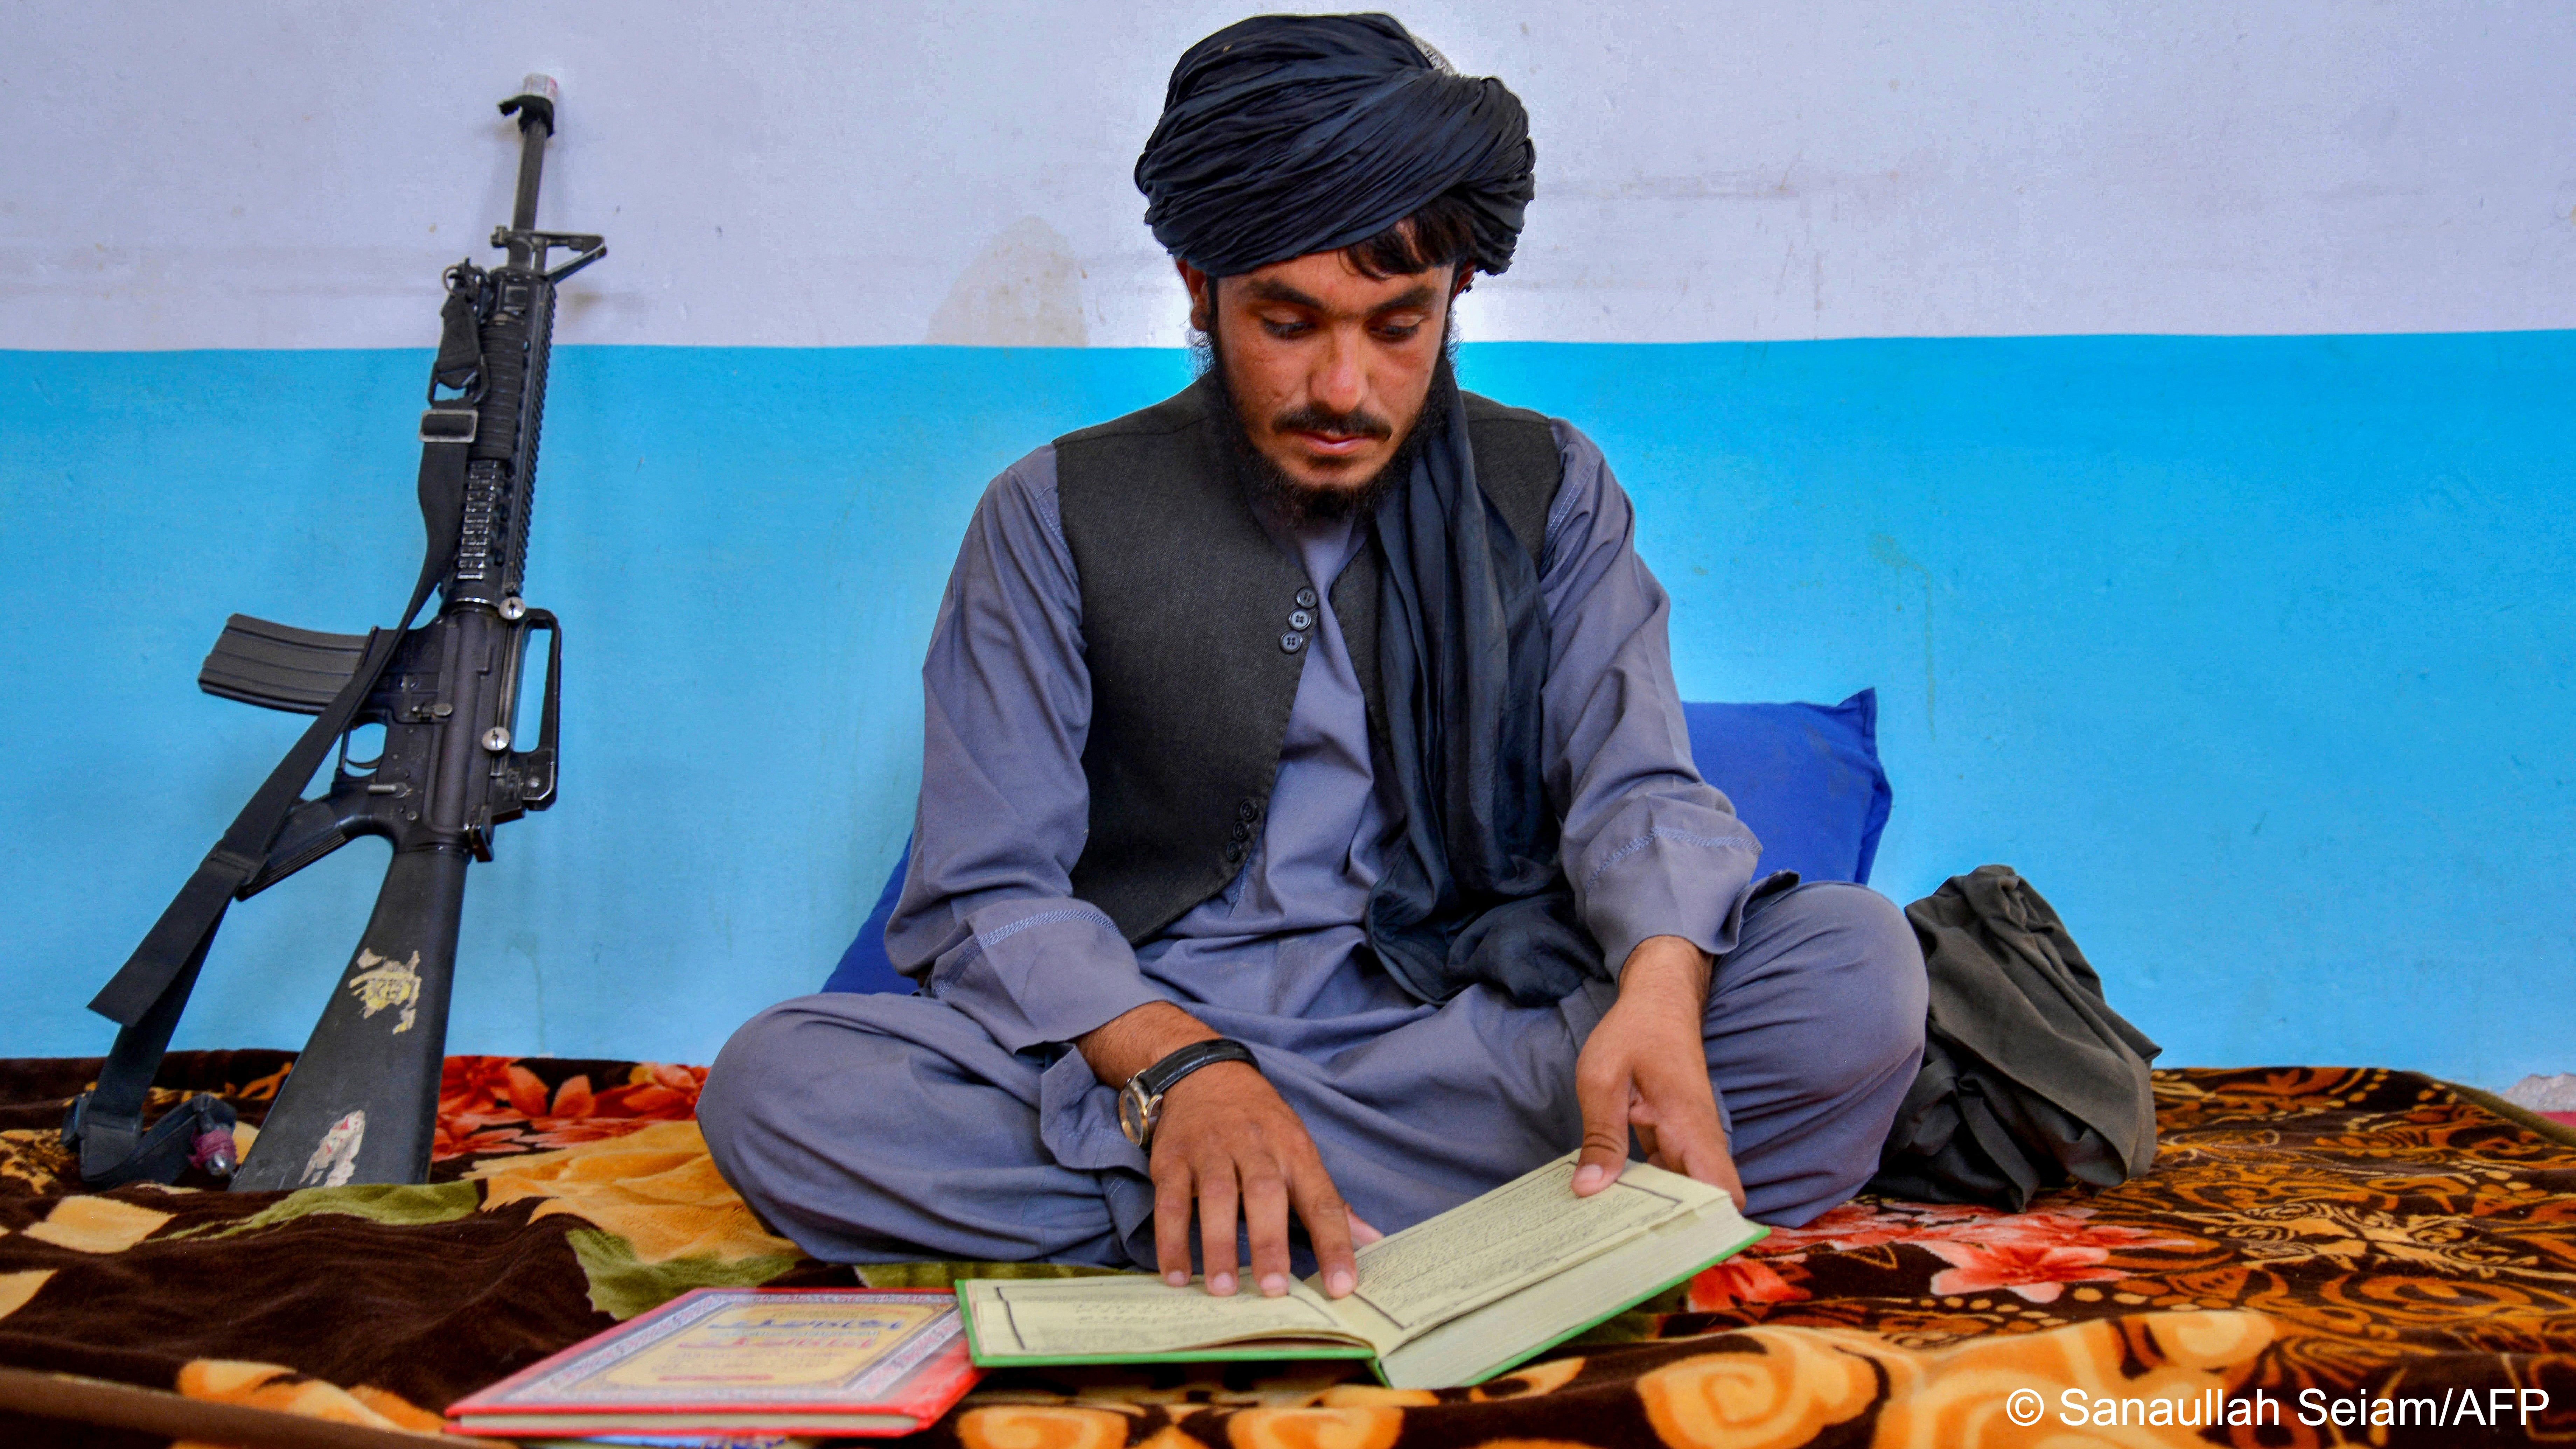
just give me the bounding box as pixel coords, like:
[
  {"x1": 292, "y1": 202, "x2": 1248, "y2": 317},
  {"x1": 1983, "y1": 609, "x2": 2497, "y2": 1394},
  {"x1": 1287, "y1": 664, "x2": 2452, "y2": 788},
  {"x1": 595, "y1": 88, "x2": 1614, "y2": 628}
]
[
  {"x1": 1571, "y1": 936, "x2": 1747, "y2": 1210},
  {"x1": 1076, "y1": 1002, "x2": 1379, "y2": 1299}
]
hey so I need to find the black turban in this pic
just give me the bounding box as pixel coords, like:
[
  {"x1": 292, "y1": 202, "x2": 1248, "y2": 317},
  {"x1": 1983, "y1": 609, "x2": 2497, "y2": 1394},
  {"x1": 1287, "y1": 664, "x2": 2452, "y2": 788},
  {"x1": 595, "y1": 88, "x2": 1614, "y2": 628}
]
[{"x1": 1136, "y1": 13, "x2": 1535, "y2": 276}]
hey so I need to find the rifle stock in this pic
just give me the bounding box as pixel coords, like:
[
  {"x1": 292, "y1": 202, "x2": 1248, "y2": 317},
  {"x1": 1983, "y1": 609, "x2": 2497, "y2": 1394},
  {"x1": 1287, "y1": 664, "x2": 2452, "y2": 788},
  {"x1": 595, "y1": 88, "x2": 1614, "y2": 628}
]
[{"x1": 67, "y1": 76, "x2": 601, "y2": 1192}]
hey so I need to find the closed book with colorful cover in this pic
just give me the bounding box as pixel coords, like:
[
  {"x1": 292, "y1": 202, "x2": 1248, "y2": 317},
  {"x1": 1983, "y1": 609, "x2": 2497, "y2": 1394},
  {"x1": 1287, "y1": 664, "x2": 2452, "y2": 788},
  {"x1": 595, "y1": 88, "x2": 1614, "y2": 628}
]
[
  {"x1": 958, "y1": 1154, "x2": 1766, "y2": 1390},
  {"x1": 447, "y1": 1287, "x2": 979, "y2": 1437}
]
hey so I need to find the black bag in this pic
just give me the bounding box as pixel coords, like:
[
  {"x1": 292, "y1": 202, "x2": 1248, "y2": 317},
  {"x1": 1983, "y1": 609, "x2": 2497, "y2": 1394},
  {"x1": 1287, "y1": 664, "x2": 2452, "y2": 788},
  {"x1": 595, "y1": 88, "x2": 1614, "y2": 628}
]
[{"x1": 1869, "y1": 865, "x2": 2162, "y2": 1210}]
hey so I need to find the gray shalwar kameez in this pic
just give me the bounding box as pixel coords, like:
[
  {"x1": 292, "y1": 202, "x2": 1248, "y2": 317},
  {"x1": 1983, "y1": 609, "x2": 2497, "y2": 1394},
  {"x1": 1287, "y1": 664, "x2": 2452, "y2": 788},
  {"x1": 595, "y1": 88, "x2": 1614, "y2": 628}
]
[{"x1": 700, "y1": 420, "x2": 1926, "y2": 1267}]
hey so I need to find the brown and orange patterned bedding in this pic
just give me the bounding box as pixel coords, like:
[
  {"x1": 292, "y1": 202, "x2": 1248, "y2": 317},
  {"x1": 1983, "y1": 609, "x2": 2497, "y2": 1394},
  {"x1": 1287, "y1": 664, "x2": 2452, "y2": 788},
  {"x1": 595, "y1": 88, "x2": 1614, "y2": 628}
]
[{"x1": 4, "y1": 1054, "x2": 2574, "y2": 1447}]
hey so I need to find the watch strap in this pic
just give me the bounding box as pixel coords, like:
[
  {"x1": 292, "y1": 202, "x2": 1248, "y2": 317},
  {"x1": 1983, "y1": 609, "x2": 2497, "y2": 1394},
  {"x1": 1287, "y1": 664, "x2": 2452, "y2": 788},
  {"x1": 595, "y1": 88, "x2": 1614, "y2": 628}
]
[{"x1": 1133, "y1": 1037, "x2": 1257, "y2": 1099}]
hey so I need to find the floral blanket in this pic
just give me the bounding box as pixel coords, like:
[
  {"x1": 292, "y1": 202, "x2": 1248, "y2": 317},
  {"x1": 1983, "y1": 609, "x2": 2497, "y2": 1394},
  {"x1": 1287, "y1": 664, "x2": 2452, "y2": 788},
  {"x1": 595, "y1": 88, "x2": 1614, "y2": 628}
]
[{"x1": 2, "y1": 1055, "x2": 2573, "y2": 1447}]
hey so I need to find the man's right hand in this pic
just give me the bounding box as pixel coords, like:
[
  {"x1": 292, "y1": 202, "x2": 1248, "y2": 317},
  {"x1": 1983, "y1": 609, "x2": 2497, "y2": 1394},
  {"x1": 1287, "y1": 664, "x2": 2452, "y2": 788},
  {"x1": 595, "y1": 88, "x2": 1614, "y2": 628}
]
[{"x1": 1076, "y1": 1002, "x2": 1376, "y2": 1300}]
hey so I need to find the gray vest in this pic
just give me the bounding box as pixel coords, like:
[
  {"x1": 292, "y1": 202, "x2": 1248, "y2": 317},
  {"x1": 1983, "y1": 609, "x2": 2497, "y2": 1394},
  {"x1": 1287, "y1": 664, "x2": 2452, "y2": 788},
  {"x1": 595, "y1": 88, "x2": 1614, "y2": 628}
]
[{"x1": 1053, "y1": 378, "x2": 1563, "y2": 943}]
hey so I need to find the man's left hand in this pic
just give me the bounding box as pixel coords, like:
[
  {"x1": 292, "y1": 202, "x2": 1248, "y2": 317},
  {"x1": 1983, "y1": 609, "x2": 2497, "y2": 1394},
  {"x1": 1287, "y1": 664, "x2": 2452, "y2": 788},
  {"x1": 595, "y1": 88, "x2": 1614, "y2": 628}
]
[{"x1": 1571, "y1": 934, "x2": 1747, "y2": 1209}]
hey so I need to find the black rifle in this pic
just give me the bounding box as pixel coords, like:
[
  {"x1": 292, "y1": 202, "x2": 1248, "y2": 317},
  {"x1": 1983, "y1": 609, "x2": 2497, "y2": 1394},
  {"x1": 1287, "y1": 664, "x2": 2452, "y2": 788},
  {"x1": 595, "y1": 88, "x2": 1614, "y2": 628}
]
[{"x1": 62, "y1": 76, "x2": 604, "y2": 1192}]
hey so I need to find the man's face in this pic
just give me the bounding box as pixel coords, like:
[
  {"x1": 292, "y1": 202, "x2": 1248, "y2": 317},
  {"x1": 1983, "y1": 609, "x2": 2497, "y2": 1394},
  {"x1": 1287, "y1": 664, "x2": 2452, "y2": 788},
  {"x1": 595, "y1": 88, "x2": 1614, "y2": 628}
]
[{"x1": 1185, "y1": 252, "x2": 1459, "y2": 497}]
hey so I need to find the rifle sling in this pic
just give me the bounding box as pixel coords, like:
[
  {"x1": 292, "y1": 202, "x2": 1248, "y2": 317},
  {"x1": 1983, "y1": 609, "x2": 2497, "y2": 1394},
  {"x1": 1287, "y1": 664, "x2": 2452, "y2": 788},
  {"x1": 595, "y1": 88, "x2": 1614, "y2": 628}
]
[{"x1": 70, "y1": 431, "x2": 470, "y2": 1183}]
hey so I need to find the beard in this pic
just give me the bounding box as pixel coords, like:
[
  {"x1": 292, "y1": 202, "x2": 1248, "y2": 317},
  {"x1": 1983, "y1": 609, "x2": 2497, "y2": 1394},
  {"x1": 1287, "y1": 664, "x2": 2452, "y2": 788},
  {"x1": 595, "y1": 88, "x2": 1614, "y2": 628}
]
[{"x1": 1199, "y1": 311, "x2": 1455, "y2": 529}]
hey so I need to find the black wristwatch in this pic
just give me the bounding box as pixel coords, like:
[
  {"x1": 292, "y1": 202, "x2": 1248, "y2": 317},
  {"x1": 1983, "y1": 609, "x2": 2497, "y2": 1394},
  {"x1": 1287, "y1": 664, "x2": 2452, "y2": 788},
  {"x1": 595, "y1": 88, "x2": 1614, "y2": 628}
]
[{"x1": 1117, "y1": 1038, "x2": 1258, "y2": 1150}]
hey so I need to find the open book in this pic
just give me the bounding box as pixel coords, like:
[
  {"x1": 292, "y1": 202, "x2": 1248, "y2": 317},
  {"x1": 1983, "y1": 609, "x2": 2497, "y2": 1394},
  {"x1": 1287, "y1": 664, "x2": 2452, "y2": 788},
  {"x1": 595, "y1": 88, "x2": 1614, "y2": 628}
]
[{"x1": 956, "y1": 1153, "x2": 1765, "y2": 1390}]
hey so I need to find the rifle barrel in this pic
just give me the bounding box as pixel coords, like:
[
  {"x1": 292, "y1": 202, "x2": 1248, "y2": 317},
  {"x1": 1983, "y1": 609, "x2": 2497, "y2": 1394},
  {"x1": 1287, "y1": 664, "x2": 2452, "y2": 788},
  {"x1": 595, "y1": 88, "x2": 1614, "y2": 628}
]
[
  {"x1": 503, "y1": 73, "x2": 560, "y2": 237},
  {"x1": 511, "y1": 121, "x2": 548, "y2": 233}
]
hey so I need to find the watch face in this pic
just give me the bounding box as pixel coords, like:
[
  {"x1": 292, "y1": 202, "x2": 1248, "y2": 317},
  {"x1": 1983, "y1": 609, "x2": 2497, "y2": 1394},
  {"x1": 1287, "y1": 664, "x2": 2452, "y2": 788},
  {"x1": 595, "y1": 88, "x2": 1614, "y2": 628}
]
[{"x1": 1118, "y1": 1081, "x2": 1153, "y2": 1146}]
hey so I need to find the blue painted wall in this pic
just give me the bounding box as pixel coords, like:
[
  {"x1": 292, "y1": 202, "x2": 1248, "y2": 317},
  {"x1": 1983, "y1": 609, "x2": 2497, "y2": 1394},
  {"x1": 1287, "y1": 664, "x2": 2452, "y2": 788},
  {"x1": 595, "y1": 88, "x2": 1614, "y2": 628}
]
[{"x1": 4, "y1": 335, "x2": 2568, "y2": 1082}]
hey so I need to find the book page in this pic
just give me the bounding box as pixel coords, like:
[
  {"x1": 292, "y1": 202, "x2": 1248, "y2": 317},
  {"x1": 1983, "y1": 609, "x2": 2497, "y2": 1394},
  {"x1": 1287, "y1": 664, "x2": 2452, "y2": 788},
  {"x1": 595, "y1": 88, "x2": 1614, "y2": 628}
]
[
  {"x1": 1375, "y1": 1195, "x2": 1765, "y2": 1390},
  {"x1": 962, "y1": 1275, "x2": 1371, "y2": 1359},
  {"x1": 1335, "y1": 1155, "x2": 1713, "y2": 1334}
]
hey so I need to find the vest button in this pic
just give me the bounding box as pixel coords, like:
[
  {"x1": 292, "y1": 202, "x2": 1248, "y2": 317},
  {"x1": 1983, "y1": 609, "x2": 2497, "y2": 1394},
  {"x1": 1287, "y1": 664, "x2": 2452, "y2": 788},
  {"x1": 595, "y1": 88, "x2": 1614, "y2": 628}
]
[
  {"x1": 1294, "y1": 587, "x2": 1319, "y2": 610},
  {"x1": 1288, "y1": 608, "x2": 1314, "y2": 631},
  {"x1": 1224, "y1": 841, "x2": 1246, "y2": 863},
  {"x1": 1230, "y1": 821, "x2": 1251, "y2": 842},
  {"x1": 1237, "y1": 799, "x2": 1259, "y2": 823},
  {"x1": 1279, "y1": 632, "x2": 1306, "y2": 654}
]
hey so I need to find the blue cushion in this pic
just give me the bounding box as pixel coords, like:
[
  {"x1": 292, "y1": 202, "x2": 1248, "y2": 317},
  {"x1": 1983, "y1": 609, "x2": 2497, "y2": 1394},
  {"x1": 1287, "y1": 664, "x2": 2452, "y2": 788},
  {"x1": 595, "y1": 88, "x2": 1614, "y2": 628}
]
[
  {"x1": 822, "y1": 688, "x2": 1890, "y2": 994},
  {"x1": 1679, "y1": 689, "x2": 1891, "y2": 887},
  {"x1": 823, "y1": 845, "x2": 916, "y2": 996}
]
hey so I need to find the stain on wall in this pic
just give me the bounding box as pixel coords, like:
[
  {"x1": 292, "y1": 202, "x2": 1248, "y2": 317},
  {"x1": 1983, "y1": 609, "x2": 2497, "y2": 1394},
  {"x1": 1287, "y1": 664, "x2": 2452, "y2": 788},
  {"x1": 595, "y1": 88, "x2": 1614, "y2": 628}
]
[{"x1": 924, "y1": 217, "x2": 1089, "y2": 348}]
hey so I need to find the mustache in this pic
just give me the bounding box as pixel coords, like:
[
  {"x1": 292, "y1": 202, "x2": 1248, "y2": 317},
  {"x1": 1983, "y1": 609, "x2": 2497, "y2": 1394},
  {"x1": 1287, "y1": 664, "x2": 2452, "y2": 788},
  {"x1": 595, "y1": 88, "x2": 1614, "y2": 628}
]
[{"x1": 1269, "y1": 403, "x2": 1394, "y2": 441}]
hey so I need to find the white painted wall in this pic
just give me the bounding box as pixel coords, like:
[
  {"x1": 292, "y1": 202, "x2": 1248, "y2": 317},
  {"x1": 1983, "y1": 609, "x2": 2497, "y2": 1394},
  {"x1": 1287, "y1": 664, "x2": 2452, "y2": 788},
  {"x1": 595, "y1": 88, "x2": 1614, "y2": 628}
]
[{"x1": 5, "y1": 0, "x2": 2571, "y2": 350}]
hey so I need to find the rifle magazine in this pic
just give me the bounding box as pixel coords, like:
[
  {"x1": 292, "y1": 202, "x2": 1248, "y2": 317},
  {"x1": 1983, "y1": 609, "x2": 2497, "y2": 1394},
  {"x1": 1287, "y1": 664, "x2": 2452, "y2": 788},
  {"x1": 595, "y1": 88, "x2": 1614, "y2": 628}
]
[{"x1": 199, "y1": 614, "x2": 372, "y2": 715}]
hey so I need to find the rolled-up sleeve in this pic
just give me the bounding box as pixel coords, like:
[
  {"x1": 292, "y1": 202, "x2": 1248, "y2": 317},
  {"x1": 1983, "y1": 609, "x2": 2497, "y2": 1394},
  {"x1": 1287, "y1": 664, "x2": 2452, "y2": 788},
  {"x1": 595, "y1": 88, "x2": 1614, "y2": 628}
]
[
  {"x1": 1538, "y1": 423, "x2": 1764, "y2": 977},
  {"x1": 882, "y1": 447, "x2": 1162, "y2": 1052}
]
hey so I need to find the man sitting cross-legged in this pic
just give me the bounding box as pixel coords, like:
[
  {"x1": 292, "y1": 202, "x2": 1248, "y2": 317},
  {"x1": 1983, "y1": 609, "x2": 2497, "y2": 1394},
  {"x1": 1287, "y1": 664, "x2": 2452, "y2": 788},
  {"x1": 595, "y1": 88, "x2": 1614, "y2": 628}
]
[{"x1": 701, "y1": 13, "x2": 1927, "y2": 1306}]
